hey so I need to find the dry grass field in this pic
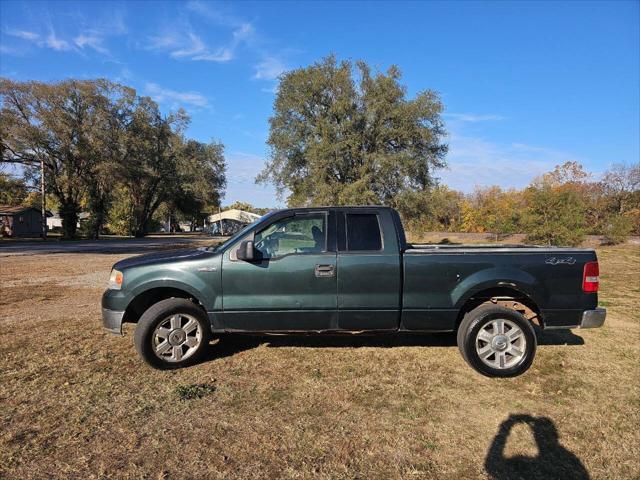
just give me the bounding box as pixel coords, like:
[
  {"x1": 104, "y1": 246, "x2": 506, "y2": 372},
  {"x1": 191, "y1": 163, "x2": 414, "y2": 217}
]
[{"x1": 1, "y1": 242, "x2": 638, "y2": 479}]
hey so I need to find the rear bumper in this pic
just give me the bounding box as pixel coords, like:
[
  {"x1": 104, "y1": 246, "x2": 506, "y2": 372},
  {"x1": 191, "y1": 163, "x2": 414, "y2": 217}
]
[
  {"x1": 580, "y1": 308, "x2": 606, "y2": 329},
  {"x1": 102, "y1": 308, "x2": 125, "y2": 335}
]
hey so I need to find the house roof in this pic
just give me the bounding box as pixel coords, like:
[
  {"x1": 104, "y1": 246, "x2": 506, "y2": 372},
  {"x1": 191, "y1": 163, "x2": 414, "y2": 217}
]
[{"x1": 0, "y1": 205, "x2": 40, "y2": 215}]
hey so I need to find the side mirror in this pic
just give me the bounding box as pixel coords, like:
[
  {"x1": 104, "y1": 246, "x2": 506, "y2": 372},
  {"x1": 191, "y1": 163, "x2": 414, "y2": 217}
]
[{"x1": 236, "y1": 240, "x2": 254, "y2": 261}]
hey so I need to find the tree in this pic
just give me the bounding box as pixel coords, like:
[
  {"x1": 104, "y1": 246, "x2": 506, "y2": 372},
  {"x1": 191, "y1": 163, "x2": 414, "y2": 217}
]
[
  {"x1": 169, "y1": 139, "x2": 227, "y2": 229},
  {"x1": 0, "y1": 173, "x2": 28, "y2": 205},
  {"x1": 257, "y1": 56, "x2": 447, "y2": 207},
  {"x1": 523, "y1": 184, "x2": 586, "y2": 246},
  {"x1": 0, "y1": 78, "x2": 131, "y2": 238},
  {"x1": 461, "y1": 187, "x2": 523, "y2": 240}
]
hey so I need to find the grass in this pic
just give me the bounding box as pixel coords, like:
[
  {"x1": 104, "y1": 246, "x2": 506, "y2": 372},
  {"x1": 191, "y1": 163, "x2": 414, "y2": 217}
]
[{"x1": 0, "y1": 243, "x2": 638, "y2": 479}]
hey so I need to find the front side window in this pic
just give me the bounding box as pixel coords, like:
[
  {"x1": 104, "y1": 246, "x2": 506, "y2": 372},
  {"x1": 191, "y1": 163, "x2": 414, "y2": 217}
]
[
  {"x1": 254, "y1": 214, "x2": 326, "y2": 259},
  {"x1": 346, "y1": 214, "x2": 382, "y2": 251}
]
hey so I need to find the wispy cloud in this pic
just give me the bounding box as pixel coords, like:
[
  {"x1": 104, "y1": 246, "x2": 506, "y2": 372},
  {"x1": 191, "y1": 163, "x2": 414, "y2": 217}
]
[
  {"x1": 439, "y1": 128, "x2": 582, "y2": 192},
  {"x1": 74, "y1": 34, "x2": 109, "y2": 55},
  {"x1": 5, "y1": 29, "x2": 39, "y2": 41},
  {"x1": 45, "y1": 29, "x2": 70, "y2": 51},
  {"x1": 147, "y1": 20, "x2": 253, "y2": 63},
  {"x1": 145, "y1": 82, "x2": 209, "y2": 108},
  {"x1": 254, "y1": 55, "x2": 288, "y2": 80},
  {"x1": 445, "y1": 113, "x2": 506, "y2": 123}
]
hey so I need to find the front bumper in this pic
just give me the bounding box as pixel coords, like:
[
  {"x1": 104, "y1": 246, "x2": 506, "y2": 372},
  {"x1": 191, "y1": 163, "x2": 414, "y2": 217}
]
[
  {"x1": 580, "y1": 308, "x2": 606, "y2": 329},
  {"x1": 102, "y1": 308, "x2": 125, "y2": 335}
]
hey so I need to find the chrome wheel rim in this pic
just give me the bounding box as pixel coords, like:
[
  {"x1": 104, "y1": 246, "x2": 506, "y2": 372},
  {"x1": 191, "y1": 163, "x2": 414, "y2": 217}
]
[
  {"x1": 152, "y1": 314, "x2": 202, "y2": 362},
  {"x1": 475, "y1": 319, "x2": 527, "y2": 370}
]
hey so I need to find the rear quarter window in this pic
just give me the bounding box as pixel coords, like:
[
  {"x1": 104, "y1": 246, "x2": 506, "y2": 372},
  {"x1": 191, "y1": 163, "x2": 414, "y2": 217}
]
[{"x1": 346, "y1": 214, "x2": 382, "y2": 251}]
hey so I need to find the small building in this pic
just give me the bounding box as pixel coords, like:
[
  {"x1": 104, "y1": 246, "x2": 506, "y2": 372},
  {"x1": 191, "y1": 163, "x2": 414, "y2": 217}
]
[
  {"x1": 207, "y1": 209, "x2": 262, "y2": 236},
  {"x1": 0, "y1": 205, "x2": 45, "y2": 237}
]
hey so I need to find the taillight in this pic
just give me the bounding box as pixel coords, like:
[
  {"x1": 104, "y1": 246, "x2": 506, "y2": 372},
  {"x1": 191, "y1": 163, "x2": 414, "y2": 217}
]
[{"x1": 583, "y1": 261, "x2": 599, "y2": 293}]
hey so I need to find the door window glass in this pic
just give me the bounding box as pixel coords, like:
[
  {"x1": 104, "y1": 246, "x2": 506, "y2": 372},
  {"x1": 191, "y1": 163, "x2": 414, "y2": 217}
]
[
  {"x1": 346, "y1": 214, "x2": 382, "y2": 251},
  {"x1": 254, "y1": 214, "x2": 326, "y2": 258}
]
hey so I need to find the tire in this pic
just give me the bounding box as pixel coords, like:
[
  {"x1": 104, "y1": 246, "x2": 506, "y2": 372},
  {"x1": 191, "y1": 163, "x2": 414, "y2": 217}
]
[
  {"x1": 457, "y1": 304, "x2": 536, "y2": 378},
  {"x1": 134, "y1": 298, "x2": 212, "y2": 370}
]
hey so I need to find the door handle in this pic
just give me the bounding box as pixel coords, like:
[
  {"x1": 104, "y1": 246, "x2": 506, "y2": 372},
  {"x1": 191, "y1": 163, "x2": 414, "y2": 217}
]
[{"x1": 315, "y1": 264, "x2": 335, "y2": 277}]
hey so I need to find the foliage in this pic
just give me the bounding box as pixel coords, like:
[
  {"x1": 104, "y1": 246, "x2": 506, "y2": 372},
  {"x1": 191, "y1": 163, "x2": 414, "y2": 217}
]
[
  {"x1": 601, "y1": 213, "x2": 634, "y2": 245},
  {"x1": 394, "y1": 185, "x2": 463, "y2": 233},
  {"x1": 257, "y1": 55, "x2": 447, "y2": 207},
  {"x1": 461, "y1": 187, "x2": 523, "y2": 240},
  {"x1": 0, "y1": 173, "x2": 27, "y2": 205},
  {"x1": 523, "y1": 184, "x2": 586, "y2": 246},
  {"x1": 1, "y1": 78, "x2": 226, "y2": 238}
]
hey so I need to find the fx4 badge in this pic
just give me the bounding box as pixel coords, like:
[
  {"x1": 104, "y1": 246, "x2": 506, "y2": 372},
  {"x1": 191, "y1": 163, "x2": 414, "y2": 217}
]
[{"x1": 545, "y1": 257, "x2": 576, "y2": 265}]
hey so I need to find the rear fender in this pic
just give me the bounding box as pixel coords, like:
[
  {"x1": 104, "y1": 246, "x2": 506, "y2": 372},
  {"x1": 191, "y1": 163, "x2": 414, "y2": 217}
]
[{"x1": 452, "y1": 267, "x2": 545, "y2": 310}]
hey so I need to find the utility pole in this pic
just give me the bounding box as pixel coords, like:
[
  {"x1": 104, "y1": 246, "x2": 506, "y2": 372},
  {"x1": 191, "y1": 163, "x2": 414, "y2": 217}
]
[
  {"x1": 218, "y1": 204, "x2": 224, "y2": 236},
  {"x1": 40, "y1": 157, "x2": 47, "y2": 238}
]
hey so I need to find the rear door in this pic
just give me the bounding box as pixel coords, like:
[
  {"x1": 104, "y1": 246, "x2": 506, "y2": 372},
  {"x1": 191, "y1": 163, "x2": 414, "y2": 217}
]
[
  {"x1": 221, "y1": 210, "x2": 338, "y2": 331},
  {"x1": 336, "y1": 209, "x2": 401, "y2": 330}
]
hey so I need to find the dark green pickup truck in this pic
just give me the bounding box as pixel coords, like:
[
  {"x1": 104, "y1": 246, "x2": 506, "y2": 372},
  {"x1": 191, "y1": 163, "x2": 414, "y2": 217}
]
[{"x1": 102, "y1": 206, "x2": 605, "y2": 377}]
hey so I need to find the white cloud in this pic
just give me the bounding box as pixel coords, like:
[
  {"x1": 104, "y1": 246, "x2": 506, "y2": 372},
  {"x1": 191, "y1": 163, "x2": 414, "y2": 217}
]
[
  {"x1": 185, "y1": 1, "x2": 243, "y2": 28},
  {"x1": 45, "y1": 30, "x2": 70, "y2": 51},
  {"x1": 254, "y1": 56, "x2": 287, "y2": 80},
  {"x1": 147, "y1": 23, "x2": 248, "y2": 63},
  {"x1": 74, "y1": 34, "x2": 109, "y2": 55},
  {"x1": 445, "y1": 113, "x2": 505, "y2": 123},
  {"x1": 6, "y1": 29, "x2": 40, "y2": 41},
  {"x1": 438, "y1": 130, "x2": 583, "y2": 192},
  {"x1": 145, "y1": 82, "x2": 209, "y2": 108}
]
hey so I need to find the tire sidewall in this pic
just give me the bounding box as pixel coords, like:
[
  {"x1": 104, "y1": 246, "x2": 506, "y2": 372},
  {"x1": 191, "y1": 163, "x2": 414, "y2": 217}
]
[
  {"x1": 134, "y1": 298, "x2": 211, "y2": 370},
  {"x1": 462, "y1": 306, "x2": 537, "y2": 378}
]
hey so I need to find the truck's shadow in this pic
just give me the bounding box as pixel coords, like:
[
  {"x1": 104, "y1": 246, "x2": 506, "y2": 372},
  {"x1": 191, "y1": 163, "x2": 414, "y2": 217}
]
[
  {"x1": 201, "y1": 329, "x2": 584, "y2": 362},
  {"x1": 485, "y1": 414, "x2": 589, "y2": 480}
]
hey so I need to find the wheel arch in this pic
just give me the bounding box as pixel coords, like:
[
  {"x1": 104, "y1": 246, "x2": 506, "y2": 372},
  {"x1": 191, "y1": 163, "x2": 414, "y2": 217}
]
[
  {"x1": 455, "y1": 286, "x2": 542, "y2": 330},
  {"x1": 123, "y1": 286, "x2": 207, "y2": 325}
]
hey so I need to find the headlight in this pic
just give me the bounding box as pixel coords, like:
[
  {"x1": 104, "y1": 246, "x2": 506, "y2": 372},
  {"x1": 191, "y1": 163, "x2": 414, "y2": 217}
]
[{"x1": 108, "y1": 269, "x2": 124, "y2": 290}]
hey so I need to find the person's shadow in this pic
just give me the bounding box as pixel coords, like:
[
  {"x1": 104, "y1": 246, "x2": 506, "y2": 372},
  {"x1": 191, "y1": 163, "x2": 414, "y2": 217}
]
[{"x1": 485, "y1": 414, "x2": 589, "y2": 480}]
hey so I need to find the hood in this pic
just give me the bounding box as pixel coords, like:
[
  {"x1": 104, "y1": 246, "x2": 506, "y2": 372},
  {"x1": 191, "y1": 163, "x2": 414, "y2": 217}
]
[{"x1": 113, "y1": 248, "x2": 212, "y2": 270}]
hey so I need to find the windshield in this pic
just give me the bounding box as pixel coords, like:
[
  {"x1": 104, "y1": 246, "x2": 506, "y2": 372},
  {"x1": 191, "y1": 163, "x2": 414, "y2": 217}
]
[{"x1": 207, "y1": 211, "x2": 277, "y2": 252}]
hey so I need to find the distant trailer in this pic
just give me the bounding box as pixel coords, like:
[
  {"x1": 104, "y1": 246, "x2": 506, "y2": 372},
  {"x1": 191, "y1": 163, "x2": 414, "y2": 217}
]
[{"x1": 207, "y1": 209, "x2": 261, "y2": 236}]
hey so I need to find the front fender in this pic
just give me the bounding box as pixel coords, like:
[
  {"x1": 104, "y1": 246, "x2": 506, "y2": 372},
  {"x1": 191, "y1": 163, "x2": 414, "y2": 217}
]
[
  {"x1": 127, "y1": 269, "x2": 216, "y2": 311},
  {"x1": 452, "y1": 267, "x2": 544, "y2": 310}
]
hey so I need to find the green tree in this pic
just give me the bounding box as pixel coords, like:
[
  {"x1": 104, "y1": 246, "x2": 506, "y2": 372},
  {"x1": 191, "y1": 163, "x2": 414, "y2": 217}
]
[
  {"x1": 257, "y1": 56, "x2": 447, "y2": 207},
  {"x1": 0, "y1": 173, "x2": 28, "y2": 205},
  {"x1": 523, "y1": 184, "x2": 586, "y2": 246},
  {"x1": 0, "y1": 78, "x2": 132, "y2": 238}
]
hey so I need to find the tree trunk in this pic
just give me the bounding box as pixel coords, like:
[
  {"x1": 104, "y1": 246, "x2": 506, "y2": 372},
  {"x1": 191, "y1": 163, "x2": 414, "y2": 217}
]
[{"x1": 60, "y1": 203, "x2": 79, "y2": 239}]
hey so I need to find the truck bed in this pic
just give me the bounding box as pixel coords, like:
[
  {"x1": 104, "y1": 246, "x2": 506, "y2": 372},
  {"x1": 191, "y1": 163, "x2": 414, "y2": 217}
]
[{"x1": 400, "y1": 244, "x2": 598, "y2": 331}]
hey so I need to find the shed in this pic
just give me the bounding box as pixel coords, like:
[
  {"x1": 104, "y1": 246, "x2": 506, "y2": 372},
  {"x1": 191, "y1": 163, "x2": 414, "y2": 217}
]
[{"x1": 0, "y1": 205, "x2": 45, "y2": 237}]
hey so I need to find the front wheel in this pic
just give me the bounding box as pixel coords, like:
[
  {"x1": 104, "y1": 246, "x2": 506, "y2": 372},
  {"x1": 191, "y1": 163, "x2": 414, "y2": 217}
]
[
  {"x1": 457, "y1": 304, "x2": 537, "y2": 378},
  {"x1": 134, "y1": 298, "x2": 212, "y2": 370}
]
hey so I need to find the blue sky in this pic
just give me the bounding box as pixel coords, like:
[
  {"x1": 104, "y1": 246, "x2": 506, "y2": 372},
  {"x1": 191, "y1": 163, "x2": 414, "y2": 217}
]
[{"x1": 1, "y1": 0, "x2": 638, "y2": 207}]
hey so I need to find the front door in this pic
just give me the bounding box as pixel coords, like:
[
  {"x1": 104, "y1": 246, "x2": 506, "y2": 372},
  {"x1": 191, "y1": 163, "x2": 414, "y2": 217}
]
[{"x1": 221, "y1": 212, "x2": 337, "y2": 331}]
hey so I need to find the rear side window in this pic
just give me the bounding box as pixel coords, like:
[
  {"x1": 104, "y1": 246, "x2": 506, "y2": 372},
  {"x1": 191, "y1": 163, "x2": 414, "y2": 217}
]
[{"x1": 346, "y1": 214, "x2": 382, "y2": 251}]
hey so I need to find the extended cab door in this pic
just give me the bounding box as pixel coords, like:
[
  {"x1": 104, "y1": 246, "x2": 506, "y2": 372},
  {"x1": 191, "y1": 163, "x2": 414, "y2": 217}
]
[
  {"x1": 221, "y1": 211, "x2": 338, "y2": 331},
  {"x1": 336, "y1": 208, "x2": 402, "y2": 330}
]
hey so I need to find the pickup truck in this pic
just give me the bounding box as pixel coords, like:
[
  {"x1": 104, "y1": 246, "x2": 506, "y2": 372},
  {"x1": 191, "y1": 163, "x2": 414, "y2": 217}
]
[{"x1": 102, "y1": 206, "x2": 605, "y2": 377}]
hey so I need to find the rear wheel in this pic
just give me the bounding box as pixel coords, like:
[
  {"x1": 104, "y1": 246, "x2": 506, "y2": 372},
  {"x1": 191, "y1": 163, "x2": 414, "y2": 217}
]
[
  {"x1": 457, "y1": 304, "x2": 536, "y2": 377},
  {"x1": 134, "y1": 298, "x2": 211, "y2": 370}
]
